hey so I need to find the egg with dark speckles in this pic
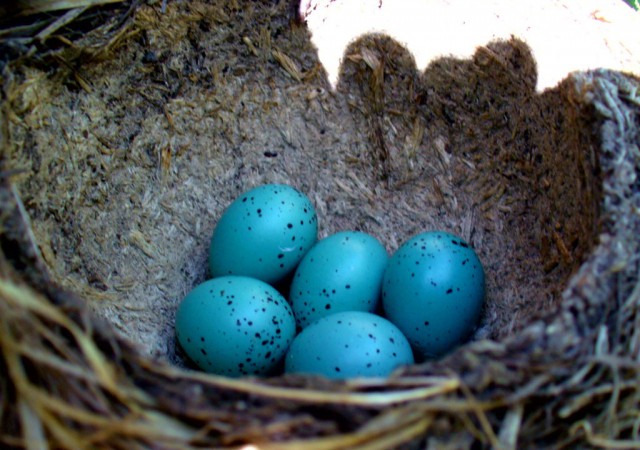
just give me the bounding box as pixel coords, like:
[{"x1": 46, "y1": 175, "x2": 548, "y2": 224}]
[
  {"x1": 290, "y1": 231, "x2": 388, "y2": 328},
  {"x1": 284, "y1": 311, "x2": 414, "y2": 379},
  {"x1": 175, "y1": 276, "x2": 296, "y2": 377},
  {"x1": 382, "y1": 231, "x2": 485, "y2": 359},
  {"x1": 209, "y1": 184, "x2": 318, "y2": 285}
]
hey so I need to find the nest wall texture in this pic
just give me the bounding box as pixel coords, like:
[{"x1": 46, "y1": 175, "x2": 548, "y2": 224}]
[{"x1": 1, "y1": 1, "x2": 639, "y2": 448}]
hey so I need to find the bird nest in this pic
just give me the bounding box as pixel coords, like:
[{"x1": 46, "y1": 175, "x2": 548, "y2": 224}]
[{"x1": 1, "y1": 1, "x2": 639, "y2": 448}]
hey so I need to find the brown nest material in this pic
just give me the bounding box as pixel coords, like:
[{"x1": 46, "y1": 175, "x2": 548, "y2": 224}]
[{"x1": 1, "y1": 1, "x2": 640, "y2": 448}]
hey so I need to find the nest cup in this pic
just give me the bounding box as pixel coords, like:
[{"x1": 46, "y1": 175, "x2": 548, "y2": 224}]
[{"x1": 1, "y1": 1, "x2": 640, "y2": 448}]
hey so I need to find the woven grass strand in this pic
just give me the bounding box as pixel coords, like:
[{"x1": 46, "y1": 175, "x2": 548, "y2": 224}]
[
  {"x1": 172, "y1": 369, "x2": 461, "y2": 407},
  {"x1": 0, "y1": 279, "x2": 195, "y2": 449}
]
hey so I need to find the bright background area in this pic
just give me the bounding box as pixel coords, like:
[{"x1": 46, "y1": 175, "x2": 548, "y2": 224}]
[{"x1": 301, "y1": 0, "x2": 640, "y2": 91}]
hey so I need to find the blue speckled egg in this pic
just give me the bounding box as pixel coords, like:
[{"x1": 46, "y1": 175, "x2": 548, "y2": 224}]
[
  {"x1": 290, "y1": 231, "x2": 388, "y2": 328},
  {"x1": 175, "y1": 276, "x2": 296, "y2": 377},
  {"x1": 209, "y1": 184, "x2": 318, "y2": 285},
  {"x1": 284, "y1": 311, "x2": 414, "y2": 379},
  {"x1": 382, "y1": 231, "x2": 485, "y2": 359}
]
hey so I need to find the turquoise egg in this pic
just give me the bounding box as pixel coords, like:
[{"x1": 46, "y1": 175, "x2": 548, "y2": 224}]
[
  {"x1": 209, "y1": 184, "x2": 317, "y2": 285},
  {"x1": 284, "y1": 311, "x2": 414, "y2": 379},
  {"x1": 175, "y1": 276, "x2": 296, "y2": 377},
  {"x1": 382, "y1": 231, "x2": 485, "y2": 359},
  {"x1": 290, "y1": 231, "x2": 388, "y2": 328}
]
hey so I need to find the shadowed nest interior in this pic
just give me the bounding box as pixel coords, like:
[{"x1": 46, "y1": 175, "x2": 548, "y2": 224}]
[{"x1": 1, "y1": 1, "x2": 639, "y2": 448}]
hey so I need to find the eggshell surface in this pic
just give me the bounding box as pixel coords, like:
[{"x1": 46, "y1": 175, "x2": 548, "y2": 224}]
[
  {"x1": 284, "y1": 311, "x2": 414, "y2": 379},
  {"x1": 290, "y1": 231, "x2": 388, "y2": 328},
  {"x1": 382, "y1": 231, "x2": 485, "y2": 359},
  {"x1": 175, "y1": 276, "x2": 296, "y2": 377},
  {"x1": 209, "y1": 184, "x2": 318, "y2": 285}
]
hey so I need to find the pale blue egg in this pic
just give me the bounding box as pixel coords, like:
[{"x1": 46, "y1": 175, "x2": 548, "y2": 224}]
[
  {"x1": 290, "y1": 231, "x2": 388, "y2": 328},
  {"x1": 284, "y1": 311, "x2": 414, "y2": 379},
  {"x1": 209, "y1": 184, "x2": 318, "y2": 285},
  {"x1": 382, "y1": 231, "x2": 485, "y2": 359},
  {"x1": 175, "y1": 276, "x2": 296, "y2": 377}
]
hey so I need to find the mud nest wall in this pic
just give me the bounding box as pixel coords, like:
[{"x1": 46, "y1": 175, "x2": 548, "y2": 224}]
[{"x1": 1, "y1": 1, "x2": 639, "y2": 448}]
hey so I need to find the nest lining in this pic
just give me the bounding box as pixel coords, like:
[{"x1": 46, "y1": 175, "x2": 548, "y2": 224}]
[
  {"x1": 4, "y1": 2, "x2": 600, "y2": 363},
  {"x1": 0, "y1": 1, "x2": 639, "y2": 448}
]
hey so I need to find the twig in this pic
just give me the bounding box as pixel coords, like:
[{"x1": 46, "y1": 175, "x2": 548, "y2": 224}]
[
  {"x1": 35, "y1": 7, "x2": 89, "y2": 42},
  {"x1": 12, "y1": 0, "x2": 123, "y2": 17},
  {"x1": 10, "y1": 183, "x2": 44, "y2": 267}
]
